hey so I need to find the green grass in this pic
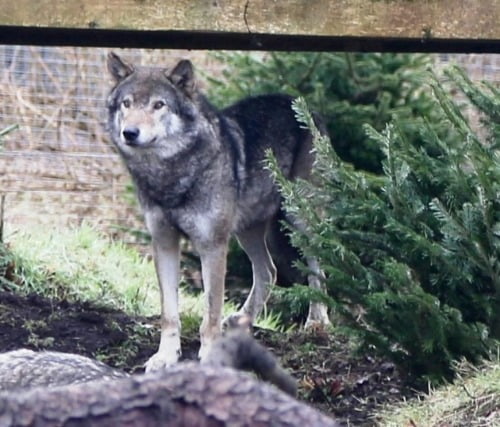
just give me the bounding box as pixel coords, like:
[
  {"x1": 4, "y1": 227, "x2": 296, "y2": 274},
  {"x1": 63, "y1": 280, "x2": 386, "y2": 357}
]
[
  {"x1": 5, "y1": 223, "x2": 160, "y2": 315},
  {"x1": 3, "y1": 223, "x2": 286, "y2": 331},
  {"x1": 377, "y1": 357, "x2": 500, "y2": 426}
]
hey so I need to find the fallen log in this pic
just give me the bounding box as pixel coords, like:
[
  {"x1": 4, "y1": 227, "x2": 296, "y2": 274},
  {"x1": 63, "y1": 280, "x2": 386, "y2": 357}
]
[
  {"x1": 0, "y1": 331, "x2": 337, "y2": 425},
  {"x1": 0, "y1": 362, "x2": 338, "y2": 426},
  {"x1": 0, "y1": 331, "x2": 296, "y2": 397},
  {"x1": 0, "y1": 349, "x2": 127, "y2": 390}
]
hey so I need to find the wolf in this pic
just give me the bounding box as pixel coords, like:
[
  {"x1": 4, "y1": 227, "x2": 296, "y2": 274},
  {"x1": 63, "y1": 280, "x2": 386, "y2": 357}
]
[{"x1": 106, "y1": 52, "x2": 330, "y2": 371}]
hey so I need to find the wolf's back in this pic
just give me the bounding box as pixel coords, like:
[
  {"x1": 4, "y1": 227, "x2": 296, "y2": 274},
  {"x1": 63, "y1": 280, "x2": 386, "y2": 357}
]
[{"x1": 223, "y1": 94, "x2": 313, "y2": 181}]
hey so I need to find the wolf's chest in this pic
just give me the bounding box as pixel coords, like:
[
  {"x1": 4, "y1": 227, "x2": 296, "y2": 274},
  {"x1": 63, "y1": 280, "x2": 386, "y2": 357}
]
[{"x1": 128, "y1": 162, "x2": 197, "y2": 209}]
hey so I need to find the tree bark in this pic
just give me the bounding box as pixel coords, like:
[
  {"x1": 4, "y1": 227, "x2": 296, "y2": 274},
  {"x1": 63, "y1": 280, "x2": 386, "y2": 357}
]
[{"x1": 0, "y1": 362, "x2": 338, "y2": 426}]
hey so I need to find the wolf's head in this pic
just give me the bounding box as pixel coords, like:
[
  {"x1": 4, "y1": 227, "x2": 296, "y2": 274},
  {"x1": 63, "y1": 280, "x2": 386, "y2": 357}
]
[{"x1": 106, "y1": 53, "x2": 205, "y2": 158}]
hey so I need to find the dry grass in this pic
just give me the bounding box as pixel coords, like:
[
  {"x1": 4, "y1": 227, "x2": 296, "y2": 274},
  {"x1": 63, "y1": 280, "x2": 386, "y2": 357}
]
[{"x1": 378, "y1": 357, "x2": 500, "y2": 426}]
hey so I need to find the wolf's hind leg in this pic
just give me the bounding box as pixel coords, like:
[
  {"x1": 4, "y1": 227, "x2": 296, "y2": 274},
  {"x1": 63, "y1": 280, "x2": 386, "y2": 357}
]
[
  {"x1": 304, "y1": 256, "x2": 331, "y2": 328},
  {"x1": 230, "y1": 222, "x2": 277, "y2": 324},
  {"x1": 285, "y1": 214, "x2": 331, "y2": 329},
  {"x1": 144, "y1": 209, "x2": 182, "y2": 371}
]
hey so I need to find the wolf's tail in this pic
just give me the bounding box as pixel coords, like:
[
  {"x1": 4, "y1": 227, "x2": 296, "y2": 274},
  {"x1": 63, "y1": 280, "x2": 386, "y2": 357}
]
[{"x1": 202, "y1": 330, "x2": 297, "y2": 396}]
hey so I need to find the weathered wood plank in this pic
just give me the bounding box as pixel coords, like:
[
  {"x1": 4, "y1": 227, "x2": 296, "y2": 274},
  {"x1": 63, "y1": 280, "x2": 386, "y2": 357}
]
[{"x1": 0, "y1": 0, "x2": 499, "y2": 40}]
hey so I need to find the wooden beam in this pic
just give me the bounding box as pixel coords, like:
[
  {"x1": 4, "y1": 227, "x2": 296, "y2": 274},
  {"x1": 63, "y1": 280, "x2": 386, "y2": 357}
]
[
  {"x1": 0, "y1": 0, "x2": 499, "y2": 39},
  {"x1": 0, "y1": 0, "x2": 499, "y2": 52}
]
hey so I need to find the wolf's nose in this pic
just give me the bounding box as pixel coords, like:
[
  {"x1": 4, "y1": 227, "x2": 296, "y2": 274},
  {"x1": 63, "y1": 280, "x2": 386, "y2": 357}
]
[{"x1": 122, "y1": 127, "x2": 140, "y2": 144}]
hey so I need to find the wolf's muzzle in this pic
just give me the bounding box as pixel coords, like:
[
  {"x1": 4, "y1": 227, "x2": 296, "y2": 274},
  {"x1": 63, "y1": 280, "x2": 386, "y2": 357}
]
[{"x1": 122, "y1": 126, "x2": 140, "y2": 145}]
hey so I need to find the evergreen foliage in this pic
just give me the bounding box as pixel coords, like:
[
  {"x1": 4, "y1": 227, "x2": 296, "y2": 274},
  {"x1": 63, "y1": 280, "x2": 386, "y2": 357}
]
[
  {"x1": 208, "y1": 52, "x2": 446, "y2": 172},
  {"x1": 268, "y1": 67, "x2": 500, "y2": 385}
]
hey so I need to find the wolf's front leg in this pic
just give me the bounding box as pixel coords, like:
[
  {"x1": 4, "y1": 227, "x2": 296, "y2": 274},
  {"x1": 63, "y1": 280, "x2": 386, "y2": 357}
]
[
  {"x1": 198, "y1": 244, "x2": 228, "y2": 361},
  {"x1": 144, "y1": 211, "x2": 182, "y2": 372}
]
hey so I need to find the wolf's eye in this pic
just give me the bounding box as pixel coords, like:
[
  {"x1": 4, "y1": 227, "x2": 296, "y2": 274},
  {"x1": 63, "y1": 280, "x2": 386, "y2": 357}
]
[
  {"x1": 122, "y1": 99, "x2": 131, "y2": 108},
  {"x1": 153, "y1": 100, "x2": 166, "y2": 110}
]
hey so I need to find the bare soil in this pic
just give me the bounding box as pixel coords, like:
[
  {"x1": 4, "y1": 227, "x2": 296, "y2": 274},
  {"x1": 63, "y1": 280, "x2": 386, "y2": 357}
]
[{"x1": 0, "y1": 283, "x2": 415, "y2": 426}]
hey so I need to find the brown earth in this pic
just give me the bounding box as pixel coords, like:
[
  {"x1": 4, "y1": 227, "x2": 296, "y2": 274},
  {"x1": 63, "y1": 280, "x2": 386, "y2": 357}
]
[{"x1": 0, "y1": 284, "x2": 415, "y2": 426}]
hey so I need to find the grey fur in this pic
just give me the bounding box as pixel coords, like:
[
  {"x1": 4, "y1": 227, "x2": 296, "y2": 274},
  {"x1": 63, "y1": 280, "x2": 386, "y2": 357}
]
[{"x1": 106, "y1": 53, "x2": 330, "y2": 370}]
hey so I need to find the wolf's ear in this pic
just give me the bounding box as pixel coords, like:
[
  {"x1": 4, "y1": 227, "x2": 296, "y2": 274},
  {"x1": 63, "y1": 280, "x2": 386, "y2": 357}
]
[
  {"x1": 168, "y1": 60, "x2": 196, "y2": 96},
  {"x1": 107, "y1": 52, "x2": 134, "y2": 82}
]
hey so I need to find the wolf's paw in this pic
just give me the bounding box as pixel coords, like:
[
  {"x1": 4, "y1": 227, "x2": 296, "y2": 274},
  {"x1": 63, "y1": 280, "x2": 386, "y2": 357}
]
[
  {"x1": 144, "y1": 349, "x2": 180, "y2": 372},
  {"x1": 304, "y1": 318, "x2": 332, "y2": 333},
  {"x1": 222, "y1": 312, "x2": 253, "y2": 333},
  {"x1": 305, "y1": 303, "x2": 331, "y2": 331},
  {"x1": 198, "y1": 342, "x2": 213, "y2": 363}
]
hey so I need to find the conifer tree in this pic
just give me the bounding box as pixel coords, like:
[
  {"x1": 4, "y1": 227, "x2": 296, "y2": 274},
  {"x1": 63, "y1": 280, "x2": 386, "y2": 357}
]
[
  {"x1": 208, "y1": 52, "x2": 446, "y2": 172},
  {"x1": 269, "y1": 67, "x2": 499, "y2": 385}
]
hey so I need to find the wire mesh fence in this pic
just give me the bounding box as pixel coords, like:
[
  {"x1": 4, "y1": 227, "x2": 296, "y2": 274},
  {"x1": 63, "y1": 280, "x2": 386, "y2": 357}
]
[
  {"x1": 0, "y1": 47, "x2": 499, "y2": 239},
  {"x1": 0, "y1": 46, "x2": 220, "y2": 240}
]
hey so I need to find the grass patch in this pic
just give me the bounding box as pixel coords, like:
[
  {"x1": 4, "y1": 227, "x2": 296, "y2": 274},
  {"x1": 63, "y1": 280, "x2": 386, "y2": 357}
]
[
  {"x1": 377, "y1": 357, "x2": 500, "y2": 426},
  {"x1": 5, "y1": 224, "x2": 160, "y2": 316},
  {"x1": 3, "y1": 223, "x2": 287, "y2": 331}
]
